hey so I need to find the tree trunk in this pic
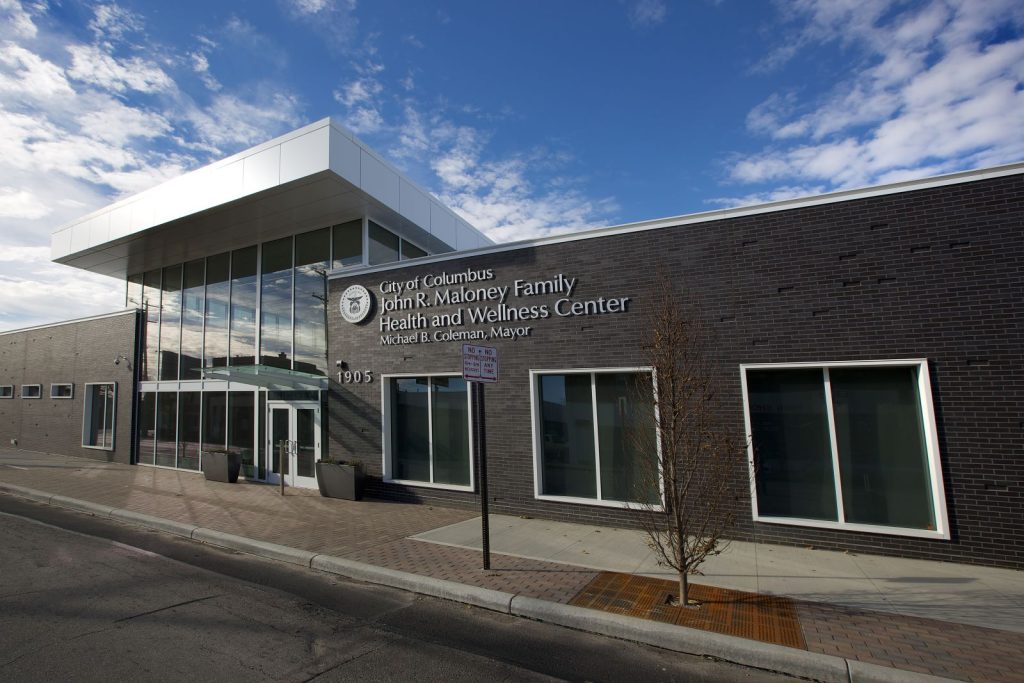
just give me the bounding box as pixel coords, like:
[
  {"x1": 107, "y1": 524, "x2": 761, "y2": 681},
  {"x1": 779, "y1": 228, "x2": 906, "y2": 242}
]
[{"x1": 680, "y1": 571, "x2": 690, "y2": 606}]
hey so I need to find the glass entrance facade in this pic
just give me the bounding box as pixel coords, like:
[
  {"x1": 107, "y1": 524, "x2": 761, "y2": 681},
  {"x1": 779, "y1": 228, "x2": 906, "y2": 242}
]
[{"x1": 128, "y1": 216, "x2": 431, "y2": 475}]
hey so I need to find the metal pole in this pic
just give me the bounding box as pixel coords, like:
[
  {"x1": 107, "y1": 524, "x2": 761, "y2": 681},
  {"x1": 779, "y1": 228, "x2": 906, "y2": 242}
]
[
  {"x1": 279, "y1": 440, "x2": 285, "y2": 497},
  {"x1": 476, "y1": 381, "x2": 491, "y2": 570}
]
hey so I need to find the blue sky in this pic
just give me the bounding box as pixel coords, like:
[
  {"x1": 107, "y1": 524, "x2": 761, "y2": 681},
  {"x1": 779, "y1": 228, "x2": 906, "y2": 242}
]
[{"x1": 1, "y1": 0, "x2": 1022, "y2": 329}]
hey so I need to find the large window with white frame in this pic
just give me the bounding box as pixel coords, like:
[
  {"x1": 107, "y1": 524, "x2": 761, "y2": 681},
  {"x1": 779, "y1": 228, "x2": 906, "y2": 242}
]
[
  {"x1": 383, "y1": 375, "x2": 473, "y2": 490},
  {"x1": 741, "y1": 360, "x2": 948, "y2": 539},
  {"x1": 82, "y1": 382, "x2": 116, "y2": 450},
  {"x1": 531, "y1": 369, "x2": 660, "y2": 507}
]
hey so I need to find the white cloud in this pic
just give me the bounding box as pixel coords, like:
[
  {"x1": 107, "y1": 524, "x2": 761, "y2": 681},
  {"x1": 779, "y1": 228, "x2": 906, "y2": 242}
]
[
  {"x1": 88, "y1": 3, "x2": 144, "y2": 44},
  {"x1": 189, "y1": 50, "x2": 222, "y2": 91},
  {"x1": 0, "y1": 187, "x2": 49, "y2": 219},
  {"x1": 733, "y1": 0, "x2": 1024, "y2": 189},
  {"x1": 186, "y1": 91, "x2": 304, "y2": 148},
  {"x1": 626, "y1": 0, "x2": 668, "y2": 28},
  {"x1": 0, "y1": 42, "x2": 74, "y2": 98},
  {"x1": 707, "y1": 185, "x2": 828, "y2": 208},
  {"x1": 0, "y1": 0, "x2": 39, "y2": 40},
  {"x1": 66, "y1": 44, "x2": 174, "y2": 94}
]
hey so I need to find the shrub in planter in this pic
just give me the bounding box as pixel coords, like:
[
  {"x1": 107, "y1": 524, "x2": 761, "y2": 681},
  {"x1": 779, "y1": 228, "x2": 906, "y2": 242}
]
[
  {"x1": 315, "y1": 459, "x2": 364, "y2": 500},
  {"x1": 202, "y1": 449, "x2": 241, "y2": 483}
]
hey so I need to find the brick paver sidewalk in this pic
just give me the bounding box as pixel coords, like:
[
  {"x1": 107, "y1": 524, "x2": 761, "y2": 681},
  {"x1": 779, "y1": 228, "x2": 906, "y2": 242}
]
[{"x1": 2, "y1": 450, "x2": 1021, "y2": 682}]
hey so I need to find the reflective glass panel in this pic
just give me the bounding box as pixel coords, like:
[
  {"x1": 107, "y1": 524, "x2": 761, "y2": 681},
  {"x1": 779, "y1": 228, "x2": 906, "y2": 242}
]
[
  {"x1": 538, "y1": 374, "x2": 597, "y2": 498},
  {"x1": 126, "y1": 273, "x2": 143, "y2": 308},
  {"x1": 831, "y1": 367, "x2": 935, "y2": 530},
  {"x1": 229, "y1": 246, "x2": 257, "y2": 366},
  {"x1": 257, "y1": 391, "x2": 266, "y2": 479},
  {"x1": 260, "y1": 237, "x2": 292, "y2": 370},
  {"x1": 180, "y1": 259, "x2": 205, "y2": 380},
  {"x1": 432, "y1": 377, "x2": 470, "y2": 485},
  {"x1": 155, "y1": 392, "x2": 178, "y2": 467},
  {"x1": 297, "y1": 407, "x2": 316, "y2": 478},
  {"x1": 271, "y1": 407, "x2": 288, "y2": 475},
  {"x1": 201, "y1": 390, "x2": 227, "y2": 456},
  {"x1": 293, "y1": 228, "x2": 329, "y2": 376},
  {"x1": 82, "y1": 384, "x2": 115, "y2": 449},
  {"x1": 137, "y1": 391, "x2": 156, "y2": 464},
  {"x1": 159, "y1": 265, "x2": 182, "y2": 381},
  {"x1": 204, "y1": 252, "x2": 230, "y2": 369},
  {"x1": 401, "y1": 240, "x2": 427, "y2": 260},
  {"x1": 368, "y1": 221, "x2": 400, "y2": 265},
  {"x1": 177, "y1": 391, "x2": 201, "y2": 470},
  {"x1": 228, "y1": 391, "x2": 255, "y2": 476},
  {"x1": 332, "y1": 219, "x2": 363, "y2": 268},
  {"x1": 141, "y1": 269, "x2": 161, "y2": 381},
  {"x1": 597, "y1": 373, "x2": 658, "y2": 504},
  {"x1": 748, "y1": 369, "x2": 838, "y2": 521},
  {"x1": 392, "y1": 378, "x2": 430, "y2": 481}
]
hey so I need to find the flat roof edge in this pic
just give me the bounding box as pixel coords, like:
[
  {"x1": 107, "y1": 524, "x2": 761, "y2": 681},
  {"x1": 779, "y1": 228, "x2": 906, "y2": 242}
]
[
  {"x1": 0, "y1": 308, "x2": 137, "y2": 337},
  {"x1": 329, "y1": 160, "x2": 1024, "y2": 281}
]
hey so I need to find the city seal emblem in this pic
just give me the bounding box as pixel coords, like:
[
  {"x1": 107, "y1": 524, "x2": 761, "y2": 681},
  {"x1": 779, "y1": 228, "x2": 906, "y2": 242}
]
[{"x1": 339, "y1": 284, "x2": 373, "y2": 324}]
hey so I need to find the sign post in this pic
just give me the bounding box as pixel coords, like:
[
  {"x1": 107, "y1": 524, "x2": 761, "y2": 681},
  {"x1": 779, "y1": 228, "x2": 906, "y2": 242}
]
[{"x1": 462, "y1": 344, "x2": 497, "y2": 571}]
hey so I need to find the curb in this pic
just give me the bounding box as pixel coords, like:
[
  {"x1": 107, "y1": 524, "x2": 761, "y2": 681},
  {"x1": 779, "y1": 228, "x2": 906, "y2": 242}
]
[{"x1": 0, "y1": 483, "x2": 958, "y2": 683}]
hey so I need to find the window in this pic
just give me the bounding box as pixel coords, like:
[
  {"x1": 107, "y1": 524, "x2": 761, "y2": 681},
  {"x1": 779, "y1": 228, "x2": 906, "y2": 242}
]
[
  {"x1": 0, "y1": 385, "x2": 13, "y2": 399},
  {"x1": 368, "y1": 221, "x2": 400, "y2": 265},
  {"x1": 82, "y1": 382, "x2": 116, "y2": 450},
  {"x1": 742, "y1": 361, "x2": 948, "y2": 538},
  {"x1": 531, "y1": 369, "x2": 659, "y2": 507},
  {"x1": 401, "y1": 239, "x2": 427, "y2": 260},
  {"x1": 332, "y1": 219, "x2": 363, "y2": 268},
  {"x1": 383, "y1": 375, "x2": 473, "y2": 490},
  {"x1": 50, "y1": 383, "x2": 74, "y2": 399},
  {"x1": 21, "y1": 384, "x2": 41, "y2": 399}
]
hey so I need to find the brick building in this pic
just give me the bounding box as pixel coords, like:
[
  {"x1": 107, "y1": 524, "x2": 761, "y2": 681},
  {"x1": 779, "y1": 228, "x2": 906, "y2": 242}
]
[{"x1": 3, "y1": 119, "x2": 1020, "y2": 568}]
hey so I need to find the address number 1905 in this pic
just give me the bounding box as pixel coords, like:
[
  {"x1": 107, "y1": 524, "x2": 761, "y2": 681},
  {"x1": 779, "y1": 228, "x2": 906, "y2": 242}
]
[{"x1": 337, "y1": 370, "x2": 373, "y2": 384}]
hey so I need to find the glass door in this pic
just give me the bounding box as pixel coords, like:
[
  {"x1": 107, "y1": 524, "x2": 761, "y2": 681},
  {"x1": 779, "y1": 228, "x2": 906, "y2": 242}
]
[{"x1": 266, "y1": 401, "x2": 320, "y2": 489}]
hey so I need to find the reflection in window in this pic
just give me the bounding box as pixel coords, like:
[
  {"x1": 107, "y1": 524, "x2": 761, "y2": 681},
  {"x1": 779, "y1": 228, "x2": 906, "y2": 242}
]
[
  {"x1": 229, "y1": 246, "x2": 257, "y2": 366},
  {"x1": 155, "y1": 392, "x2": 177, "y2": 467},
  {"x1": 746, "y1": 364, "x2": 939, "y2": 532},
  {"x1": 180, "y1": 259, "x2": 205, "y2": 380},
  {"x1": 204, "y1": 252, "x2": 230, "y2": 369},
  {"x1": 201, "y1": 390, "x2": 227, "y2": 454},
  {"x1": 536, "y1": 371, "x2": 657, "y2": 504},
  {"x1": 228, "y1": 391, "x2": 255, "y2": 477},
  {"x1": 389, "y1": 376, "x2": 471, "y2": 486},
  {"x1": 177, "y1": 391, "x2": 201, "y2": 470},
  {"x1": 137, "y1": 391, "x2": 156, "y2": 465},
  {"x1": 368, "y1": 221, "x2": 400, "y2": 265},
  {"x1": 332, "y1": 219, "x2": 363, "y2": 268},
  {"x1": 159, "y1": 265, "x2": 182, "y2": 381},
  {"x1": 293, "y1": 228, "x2": 329, "y2": 375},
  {"x1": 141, "y1": 269, "x2": 161, "y2": 381},
  {"x1": 126, "y1": 273, "x2": 143, "y2": 308},
  {"x1": 82, "y1": 383, "x2": 116, "y2": 449},
  {"x1": 260, "y1": 237, "x2": 292, "y2": 370}
]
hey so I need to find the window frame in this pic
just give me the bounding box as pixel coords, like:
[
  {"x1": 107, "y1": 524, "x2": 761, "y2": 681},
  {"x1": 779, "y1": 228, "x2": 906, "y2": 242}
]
[
  {"x1": 0, "y1": 385, "x2": 13, "y2": 399},
  {"x1": 21, "y1": 384, "x2": 41, "y2": 399},
  {"x1": 381, "y1": 373, "x2": 476, "y2": 492},
  {"x1": 740, "y1": 359, "x2": 949, "y2": 540},
  {"x1": 50, "y1": 383, "x2": 74, "y2": 399},
  {"x1": 530, "y1": 367, "x2": 663, "y2": 510},
  {"x1": 81, "y1": 381, "x2": 117, "y2": 451}
]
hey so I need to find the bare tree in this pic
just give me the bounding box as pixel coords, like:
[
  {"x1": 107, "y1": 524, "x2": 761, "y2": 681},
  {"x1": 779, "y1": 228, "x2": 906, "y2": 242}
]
[{"x1": 632, "y1": 282, "x2": 742, "y2": 607}]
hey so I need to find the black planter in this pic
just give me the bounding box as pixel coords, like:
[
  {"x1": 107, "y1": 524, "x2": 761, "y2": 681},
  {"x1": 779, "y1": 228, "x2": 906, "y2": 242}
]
[
  {"x1": 315, "y1": 461, "x2": 363, "y2": 500},
  {"x1": 202, "y1": 450, "x2": 241, "y2": 483}
]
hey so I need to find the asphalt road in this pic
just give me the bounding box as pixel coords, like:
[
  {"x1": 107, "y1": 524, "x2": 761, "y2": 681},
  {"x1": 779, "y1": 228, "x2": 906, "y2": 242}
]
[{"x1": 0, "y1": 495, "x2": 791, "y2": 682}]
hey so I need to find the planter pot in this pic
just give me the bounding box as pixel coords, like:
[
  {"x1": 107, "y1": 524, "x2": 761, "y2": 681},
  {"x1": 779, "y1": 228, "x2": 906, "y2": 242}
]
[
  {"x1": 202, "y1": 450, "x2": 241, "y2": 483},
  {"x1": 316, "y1": 461, "x2": 363, "y2": 500}
]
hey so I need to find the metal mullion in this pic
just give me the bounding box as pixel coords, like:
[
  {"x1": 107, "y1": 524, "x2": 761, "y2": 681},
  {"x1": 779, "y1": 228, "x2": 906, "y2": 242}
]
[
  {"x1": 200, "y1": 257, "x2": 207, "y2": 378},
  {"x1": 822, "y1": 368, "x2": 846, "y2": 524},
  {"x1": 290, "y1": 236, "x2": 295, "y2": 370},
  {"x1": 225, "y1": 250, "x2": 233, "y2": 367},
  {"x1": 427, "y1": 378, "x2": 435, "y2": 484},
  {"x1": 591, "y1": 373, "x2": 603, "y2": 501},
  {"x1": 255, "y1": 242, "x2": 262, "y2": 366}
]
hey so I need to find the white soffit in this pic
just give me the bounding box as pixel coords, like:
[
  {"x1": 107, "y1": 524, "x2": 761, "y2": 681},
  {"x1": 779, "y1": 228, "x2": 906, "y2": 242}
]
[{"x1": 51, "y1": 118, "x2": 493, "y2": 279}]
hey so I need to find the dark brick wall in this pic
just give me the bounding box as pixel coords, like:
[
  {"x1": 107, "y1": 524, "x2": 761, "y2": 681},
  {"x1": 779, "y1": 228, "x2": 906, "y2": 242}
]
[
  {"x1": 0, "y1": 311, "x2": 138, "y2": 464},
  {"x1": 327, "y1": 173, "x2": 1024, "y2": 569}
]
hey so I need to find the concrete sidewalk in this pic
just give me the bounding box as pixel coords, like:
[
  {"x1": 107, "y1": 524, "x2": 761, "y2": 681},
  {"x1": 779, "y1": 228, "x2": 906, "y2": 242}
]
[{"x1": 2, "y1": 448, "x2": 1022, "y2": 682}]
